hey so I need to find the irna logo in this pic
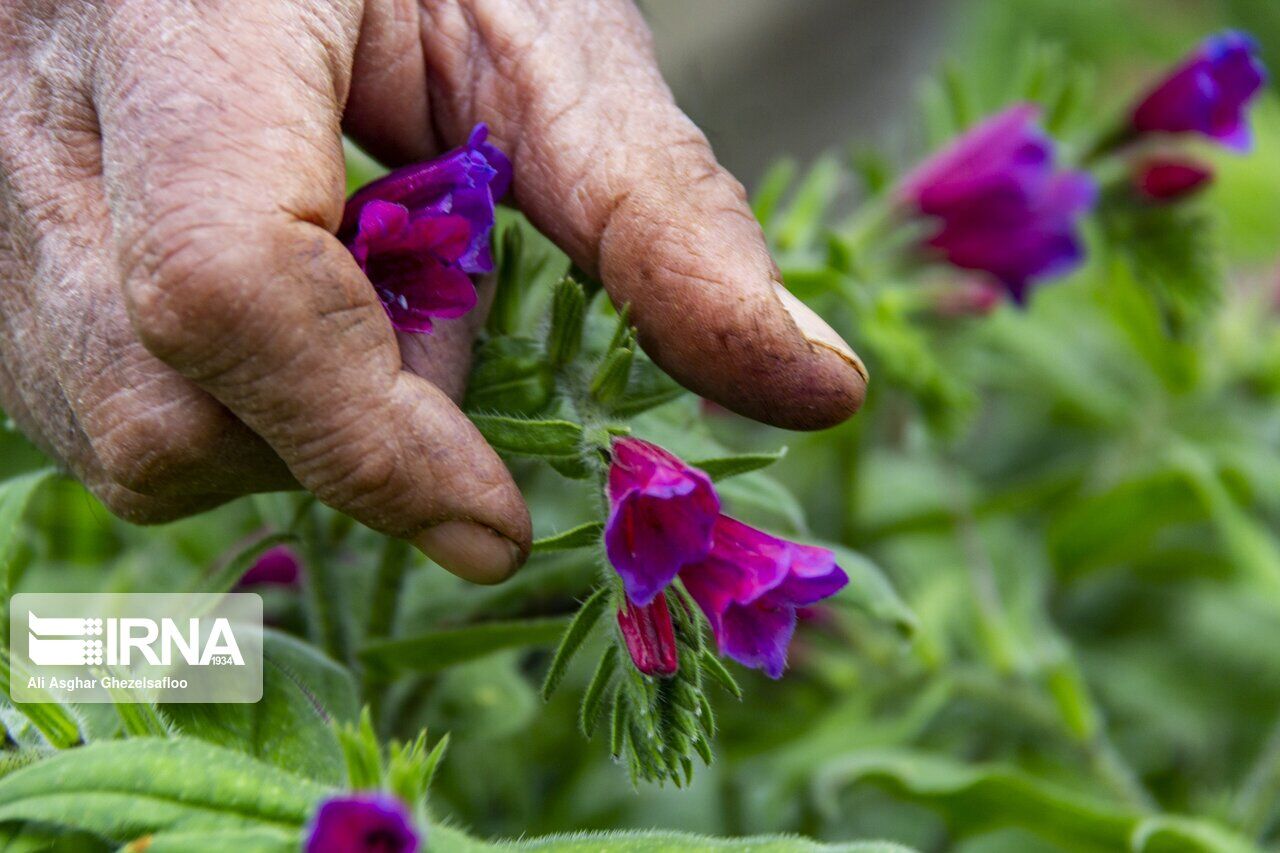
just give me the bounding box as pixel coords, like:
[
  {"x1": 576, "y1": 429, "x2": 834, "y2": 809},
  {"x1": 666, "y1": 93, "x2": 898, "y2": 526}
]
[
  {"x1": 26, "y1": 612, "x2": 245, "y2": 668},
  {"x1": 10, "y1": 593, "x2": 263, "y2": 704}
]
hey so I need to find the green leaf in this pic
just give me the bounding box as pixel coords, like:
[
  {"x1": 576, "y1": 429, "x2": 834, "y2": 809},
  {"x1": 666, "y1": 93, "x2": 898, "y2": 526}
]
[
  {"x1": 605, "y1": 303, "x2": 633, "y2": 354},
  {"x1": 502, "y1": 833, "x2": 913, "y2": 853},
  {"x1": 0, "y1": 653, "x2": 82, "y2": 749},
  {"x1": 164, "y1": 630, "x2": 358, "y2": 785},
  {"x1": 848, "y1": 148, "x2": 893, "y2": 198},
  {"x1": 0, "y1": 469, "x2": 54, "y2": 600},
  {"x1": 428, "y1": 824, "x2": 914, "y2": 853},
  {"x1": 547, "y1": 277, "x2": 586, "y2": 368},
  {"x1": 470, "y1": 415, "x2": 583, "y2": 458},
  {"x1": 122, "y1": 827, "x2": 297, "y2": 853},
  {"x1": 1100, "y1": 200, "x2": 1221, "y2": 336},
  {"x1": 751, "y1": 158, "x2": 797, "y2": 229},
  {"x1": 812, "y1": 750, "x2": 1248, "y2": 853},
  {"x1": 775, "y1": 157, "x2": 843, "y2": 252},
  {"x1": 580, "y1": 645, "x2": 619, "y2": 738},
  {"x1": 541, "y1": 586, "x2": 611, "y2": 700},
  {"x1": 698, "y1": 651, "x2": 742, "y2": 700},
  {"x1": 607, "y1": 357, "x2": 685, "y2": 418},
  {"x1": 716, "y1": 472, "x2": 808, "y2": 536},
  {"x1": 335, "y1": 708, "x2": 382, "y2": 791},
  {"x1": 533, "y1": 522, "x2": 604, "y2": 553},
  {"x1": 590, "y1": 348, "x2": 634, "y2": 405},
  {"x1": 0, "y1": 738, "x2": 327, "y2": 842},
  {"x1": 427, "y1": 653, "x2": 538, "y2": 741},
  {"x1": 824, "y1": 544, "x2": 917, "y2": 638},
  {"x1": 688, "y1": 449, "x2": 787, "y2": 482},
  {"x1": 939, "y1": 63, "x2": 975, "y2": 131},
  {"x1": 465, "y1": 336, "x2": 555, "y2": 417},
  {"x1": 111, "y1": 701, "x2": 171, "y2": 739},
  {"x1": 359, "y1": 616, "x2": 573, "y2": 675},
  {"x1": 419, "y1": 732, "x2": 449, "y2": 794}
]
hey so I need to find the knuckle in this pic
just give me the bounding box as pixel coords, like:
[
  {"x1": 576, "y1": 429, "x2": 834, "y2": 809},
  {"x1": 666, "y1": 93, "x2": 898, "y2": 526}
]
[
  {"x1": 121, "y1": 210, "x2": 279, "y2": 365},
  {"x1": 91, "y1": 396, "x2": 220, "y2": 495}
]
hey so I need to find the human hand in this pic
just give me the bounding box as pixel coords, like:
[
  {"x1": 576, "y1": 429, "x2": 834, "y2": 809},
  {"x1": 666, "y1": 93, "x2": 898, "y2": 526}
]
[{"x1": 0, "y1": 0, "x2": 866, "y2": 583}]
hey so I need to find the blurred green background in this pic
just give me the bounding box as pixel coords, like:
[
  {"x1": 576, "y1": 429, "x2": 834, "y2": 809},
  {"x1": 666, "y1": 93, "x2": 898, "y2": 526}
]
[{"x1": 3, "y1": 1, "x2": 1280, "y2": 851}]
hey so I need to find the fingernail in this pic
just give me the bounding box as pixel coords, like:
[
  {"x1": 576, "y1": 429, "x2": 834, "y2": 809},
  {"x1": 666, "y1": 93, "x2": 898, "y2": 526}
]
[
  {"x1": 773, "y1": 283, "x2": 869, "y2": 383},
  {"x1": 414, "y1": 520, "x2": 525, "y2": 584}
]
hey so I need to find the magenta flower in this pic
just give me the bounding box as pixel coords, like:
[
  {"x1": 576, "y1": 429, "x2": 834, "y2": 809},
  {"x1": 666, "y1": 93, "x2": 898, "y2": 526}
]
[
  {"x1": 898, "y1": 104, "x2": 1096, "y2": 303},
  {"x1": 681, "y1": 516, "x2": 847, "y2": 679},
  {"x1": 1132, "y1": 32, "x2": 1266, "y2": 151},
  {"x1": 617, "y1": 592, "x2": 680, "y2": 677},
  {"x1": 339, "y1": 124, "x2": 511, "y2": 334},
  {"x1": 1133, "y1": 157, "x2": 1213, "y2": 203},
  {"x1": 237, "y1": 544, "x2": 302, "y2": 589},
  {"x1": 604, "y1": 438, "x2": 848, "y2": 678},
  {"x1": 604, "y1": 437, "x2": 719, "y2": 607},
  {"x1": 305, "y1": 794, "x2": 419, "y2": 853}
]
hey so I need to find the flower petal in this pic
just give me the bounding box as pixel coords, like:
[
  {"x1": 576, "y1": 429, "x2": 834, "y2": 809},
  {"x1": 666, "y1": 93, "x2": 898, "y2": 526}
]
[
  {"x1": 305, "y1": 794, "x2": 419, "y2": 853},
  {"x1": 604, "y1": 438, "x2": 719, "y2": 606}
]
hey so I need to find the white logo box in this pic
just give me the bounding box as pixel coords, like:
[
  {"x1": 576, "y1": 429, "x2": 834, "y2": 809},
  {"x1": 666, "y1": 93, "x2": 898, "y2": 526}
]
[{"x1": 10, "y1": 593, "x2": 263, "y2": 704}]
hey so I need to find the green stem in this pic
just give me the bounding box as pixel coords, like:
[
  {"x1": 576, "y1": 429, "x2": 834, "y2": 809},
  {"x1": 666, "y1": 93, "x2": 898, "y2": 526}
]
[
  {"x1": 1233, "y1": 709, "x2": 1280, "y2": 836},
  {"x1": 362, "y1": 537, "x2": 412, "y2": 711},
  {"x1": 300, "y1": 509, "x2": 352, "y2": 666},
  {"x1": 367, "y1": 537, "x2": 411, "y2": 644}
]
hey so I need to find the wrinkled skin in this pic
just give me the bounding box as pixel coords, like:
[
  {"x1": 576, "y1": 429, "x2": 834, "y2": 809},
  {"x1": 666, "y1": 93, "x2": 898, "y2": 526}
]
[{"x1": 0, "y1": 0, "x2": 867, "y2": 583}]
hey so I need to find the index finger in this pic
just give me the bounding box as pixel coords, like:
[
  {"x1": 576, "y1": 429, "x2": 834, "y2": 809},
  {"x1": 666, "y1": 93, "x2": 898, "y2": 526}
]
[{"x1": 413, "y1": 0, "x2": 868, "y2": 430}]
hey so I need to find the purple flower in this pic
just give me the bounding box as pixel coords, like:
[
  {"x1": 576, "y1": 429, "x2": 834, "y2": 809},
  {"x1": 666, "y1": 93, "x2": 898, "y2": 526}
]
[
  {"x1": 339, "y1": 124, "x2": 511, "y2": 334},
  {"x1": 681, "y1": 516, "x2": 847, "y2": 679},
  {"x1": 603, "y1": 438, "x2": 848, "y2": 678},
  {"x1": 617, "y1": 592, "x2": 680, "y2": 677},
  {"x1": 305, "y1": 794, "x2": 419, "y2": 853},
  {"x1": 898, "y1": 104, "x2": 1097, "y2": 303},
  {"x1": 1132, "y1": 31, "x2": 1267, "y2": 151},
  {"x1": 604, "y1": 438, "x2": 719, "y2": 607},
  {"x1": 237, "y1": 544, "x2": 302, "y2": 589}
]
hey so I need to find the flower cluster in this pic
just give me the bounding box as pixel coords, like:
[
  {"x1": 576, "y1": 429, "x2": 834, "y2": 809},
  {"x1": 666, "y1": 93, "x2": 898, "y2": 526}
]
[
  {"x1": 896, "y1": 31, "x2": 1265, "y2": 304},
  {"x1": 306, "y1": 793, "x2": 419, "y2": 853},
  {"x1": 339, "y1": 125, "x2": 511, "y2": 334},
  {"x1": 605, "y1": 438, "x2": 848, "y2": 679},
  {"x1": 898, "y1": 104, "x2": 1096, "y2": 303}
]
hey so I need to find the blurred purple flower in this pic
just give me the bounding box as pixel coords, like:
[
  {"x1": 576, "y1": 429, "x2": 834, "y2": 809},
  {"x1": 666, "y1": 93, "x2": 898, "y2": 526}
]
[
  {"x1": 339, "y1": 124, "x2": 511, "y2": 334},
  {"x1": 898, "y1": 104, "x2": 1096, "y2": 303},
  {"x1": 1133, "y1": 156, "x2": 1214, "y2": 202},
  {"x1": 681, "y1": 516, "x2": 847, "y2": 679},
  {"x1": 1132, "y1": 31, "x2": 1266, "y2": 151},
  {"x1": 305, "y1": 794, "x2": 419, "y2": 853},
  {"x1": 603, "y1": 438, "x2": 847, "y2": 678},
  {"x1": 617, "y1": 592, "x2": 680, "y2": 677},
  {"x1": 238, "y1": 544, "x2": 302, "y2": 589},
  {"x1": 604, "y1": 437, "x2": 719, "y2": 607}
]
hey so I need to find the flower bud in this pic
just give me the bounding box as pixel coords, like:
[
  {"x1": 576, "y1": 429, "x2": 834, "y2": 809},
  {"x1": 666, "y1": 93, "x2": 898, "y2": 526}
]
[
  {"x1": 932, "y1": 277, "x2": 1005, "y2": 317},
  {"x1": 237, "y1": 544, "x2": 303, "y2": 589},
  {"x1": 617, "y1": 592, "x2": 679, "y2": 677},
  {"x1": 1133, "y1": 157, "x2": 1214, "y2": 203}
]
